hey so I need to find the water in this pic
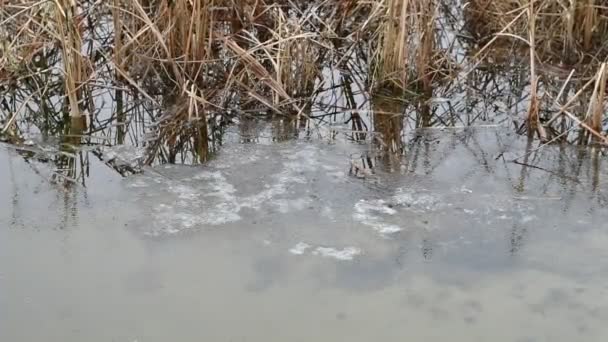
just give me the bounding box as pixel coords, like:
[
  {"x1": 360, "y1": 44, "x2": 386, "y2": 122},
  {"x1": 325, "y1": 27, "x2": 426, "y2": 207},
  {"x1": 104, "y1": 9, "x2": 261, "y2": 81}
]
[{"x1": 1, "y1": 128, "x2": 608, "y2": 341}]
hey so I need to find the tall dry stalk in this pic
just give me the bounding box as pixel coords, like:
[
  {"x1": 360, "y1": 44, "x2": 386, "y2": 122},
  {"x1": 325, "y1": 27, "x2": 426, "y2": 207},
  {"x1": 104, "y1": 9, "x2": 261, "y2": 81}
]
[
  {"x1": 140, "y1": 0, "x2": 214, "y2": 163},
  {"x1": 372, "y1": 0, "x2": 439, "y2": 126},
  {"x1": 466, "y1": 0, "x2": 607, "y2": 64},
  {"x1": 591, "y1": 65, "x2": 606, "y2": 143},
  {"x1": 586, "y1": 63, "x2": 606, "y2": 144},
  {"x1": 54, "y1": 0, "x2": 86, "y2": 125},
  {"x1": 582, "y1": 0, "x2": 596, "y2": 51},
  {"x1": 416, "y1": 0, "x2": 436, "y2": 127},
  {"x1": 374, "y1": 0, "x2": 412, "y2": 91},
  {"x1": 112, "y1": 0, "x2": 126, "y2": 143},
  {"x1": 3, "y1": 0, "x2": 608, "y2": 169},
  {"x1": 525, "y1": 0, "x2": 546, "y2": 141},
  {"x1": 273, "y1": 10, "x2": 318, "y2": 113},
  {"x1": 372, "y1": 95, "x2": 404, "y2": 153}
]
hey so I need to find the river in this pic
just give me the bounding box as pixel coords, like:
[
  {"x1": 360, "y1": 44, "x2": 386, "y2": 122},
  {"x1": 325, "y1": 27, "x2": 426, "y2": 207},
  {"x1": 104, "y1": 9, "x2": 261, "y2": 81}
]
[{"x1": 1, "y1": 127, "x2": 607, "y2": 341}]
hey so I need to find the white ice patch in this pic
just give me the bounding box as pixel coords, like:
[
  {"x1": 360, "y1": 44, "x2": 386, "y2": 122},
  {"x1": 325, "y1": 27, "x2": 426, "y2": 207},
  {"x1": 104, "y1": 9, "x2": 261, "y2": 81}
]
[
  {"x1": 146, "y1": 201, "x2": 242, "y2": 236},
  {"x1": 353, "y1": 199, "x2": 402, "y2": 234},
  {"x1": 271, "y1": 197, "x2": 311, "y2": 214},
  {"x1": 284, "y1": 145, "x2": 320, "y2": 173},
  {"x1": 212, "y1": 147, "x2": 261, "y2": 169},
  {"x1": 460, "y1": 187, "x2": 473, "y2": 194},
  {"x1": 132, "y1": 145, "x2": 325, "y2": 236},
  {"x1": 355, "y1": 200, "x2": 397, "y2": 215},
  {"x1": 238, "y1": 145, "x2": 318, "y2": 210},
  {"x1": 170, "y1": 184, "x2": 200, "y2": 201},
  {"x1": 193, "y1": 171, "x2": 238, "y2": 199},
  {"x1": 103, "y1": 145, "x2": 146, "y2": 164},
  {"x1": 321, "y1": 206, "x2": 334, "y2": 219},
  {"x1": 239, "y1": 170, "x2": 297, "y2": 210},
  {"x1": 522, "y1": 215, "x2": 537, "y2": 223},
  {"x1": 289, "y1": 242, "x2": 312, "y2": 255},
  {"x1": 127, "y1": 178, "x2": 149, "y2": 188},
  {"x1": 393, "y1": 189, "x2": 441, "y2": 212},
  {"x1": 312, "y1": 246, "x2": 361, "y2": 261},
  {"x1": 353, "y1": 189, "x2": 444, "y2": 235},
  {"x1": 103, "y1": 145, "x2": 145, "y2": 173},
  {"x1": 289, "y1": 242, "x2": 361, "y2": 261},
  {"x1": 142, "y1": 171, "x2": 243, "y2": 235}
]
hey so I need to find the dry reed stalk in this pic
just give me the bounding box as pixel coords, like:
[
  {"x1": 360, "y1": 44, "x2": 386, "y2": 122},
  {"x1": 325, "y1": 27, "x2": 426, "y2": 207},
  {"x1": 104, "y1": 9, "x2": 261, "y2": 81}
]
[
  {"x1": 582, "y1": 0, "x2": 595, "y2": 51},
  {"x1": 4, "y1": 0, "x2": 608, "y2": 167},
  {"x1": 103, "y1": 0, "x2": 217, "y2": 163},
  {"x1": 370, "y1": 0, "x2": 440, "y2": 151},
  {"x1": 112, "y1": 0, "x2": 126, "y2": 143},
  {"x1": 545, "y1": 70, "x2": 597, "y2": 127},
  {"x1": 563, "y1": 0, "x2": 575, "y2": 59},
  {"x1": 372, "y1": 95, "x2": 404, "y2": 153},
  {"x1": 525, "y1": 0, "x2": 546, "y2": 141},
  {"x1": 131, "y1": 0, "x2": 185, "y2": 87},
  {"x1": 272, "y1": 9, "x2": 318, "y2": 110},
  {"x1": 54, "y1": 0, "x2": 85, "y2": 123},
  {"x1": 466, "y1": 0, "x2": 607, "y2": 65},
  {"x1": 168, "y1": 0, "x2": 211, "y2": 79},
  {"x1": 275, "y1": 8, "x2": 286, "y2": 108},
  {"x1": 373, "y1": 0, "x2": 413, "y2": 91},
  {"x1": 585, "y1": 63, "x2": 606, "y2": 144},
  {"x1": 103, "y1": 0, "x2": 160, "y2": 105},
  {"x1": 222, "y1": 36, "x2": 302, "y2": 114},
  {"x1": 416, "y1": 0, "x2": 435, "y2": 127},
  {"x1": 540, "y1": 67, "x2": 607, "y2": 145},
  {"x1": 590, "y1": 64, "x2": 606, "y2": 142},
  {"x1": 187, "y1": 84, "x2": 209, "y2": 162}
]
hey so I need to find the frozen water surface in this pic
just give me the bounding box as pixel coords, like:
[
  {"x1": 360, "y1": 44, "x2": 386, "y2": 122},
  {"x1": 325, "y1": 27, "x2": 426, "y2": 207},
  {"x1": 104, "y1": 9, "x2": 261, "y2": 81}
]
[{"x1": 1, "y1": 128, "x2": 608, "y2": 341}]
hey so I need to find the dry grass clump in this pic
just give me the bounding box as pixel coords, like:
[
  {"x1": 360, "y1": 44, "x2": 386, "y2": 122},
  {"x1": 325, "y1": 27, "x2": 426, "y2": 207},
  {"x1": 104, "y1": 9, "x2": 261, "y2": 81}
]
[
  {"x1": 1, "y1": 1, "x2": 94, "y2": 142},
  {"x1": 111, "y1": 0, "x2": 216, "y2": 162},
  {"x1": 369, "y1": 0, "x2": 461, "y2": 150},
  {"x1": 465, "y1": 0, "x2": 608, "y2": 65},
  {"x1": 463, "y1": 0, "x2": 608, "y2": 145},
  {"x1": 371, "y1": 0, "x2": 452, "y2": 94},
  {"x1": 0, "y1": 0, "x2": 607, "y2": 178}
]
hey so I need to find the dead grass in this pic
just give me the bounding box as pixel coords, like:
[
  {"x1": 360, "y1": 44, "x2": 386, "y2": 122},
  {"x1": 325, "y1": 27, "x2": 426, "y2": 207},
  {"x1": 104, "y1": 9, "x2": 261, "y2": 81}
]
[
  {"x1": 0, "y1": 0, "x2": 607, "y2": 169},
  {"x1": 465, "y1": 0, "x2": 608, "y2": 65}
]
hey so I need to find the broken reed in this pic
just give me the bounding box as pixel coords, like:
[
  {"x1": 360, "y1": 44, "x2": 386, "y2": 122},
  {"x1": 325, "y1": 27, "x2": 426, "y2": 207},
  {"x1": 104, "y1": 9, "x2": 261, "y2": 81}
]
[
  {"x1": 466, "y1": 0, "x2": 608, "y2": 144},
  {"x1": 1, "y1": 0, "x2": 607, "y2": 166}
]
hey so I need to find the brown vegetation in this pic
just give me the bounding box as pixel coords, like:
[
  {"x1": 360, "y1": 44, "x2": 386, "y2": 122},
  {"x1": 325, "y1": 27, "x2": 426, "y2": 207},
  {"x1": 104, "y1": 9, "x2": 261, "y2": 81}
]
[{"x1": 0, "y1": 0, "x2": 606, "y2": 177}]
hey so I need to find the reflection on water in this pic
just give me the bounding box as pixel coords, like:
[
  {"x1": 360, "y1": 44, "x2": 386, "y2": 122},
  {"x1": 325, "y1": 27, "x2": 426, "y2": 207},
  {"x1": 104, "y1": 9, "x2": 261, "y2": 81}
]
[{"x1": 1, "y1": 128, "x2": 608, "y2": 342}]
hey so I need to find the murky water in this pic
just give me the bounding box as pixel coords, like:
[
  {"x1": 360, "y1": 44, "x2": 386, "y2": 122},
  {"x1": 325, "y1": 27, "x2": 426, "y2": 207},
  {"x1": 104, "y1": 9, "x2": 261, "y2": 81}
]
[{"x1": 2, "y1": 128, "x2": 608, "y2": 341}]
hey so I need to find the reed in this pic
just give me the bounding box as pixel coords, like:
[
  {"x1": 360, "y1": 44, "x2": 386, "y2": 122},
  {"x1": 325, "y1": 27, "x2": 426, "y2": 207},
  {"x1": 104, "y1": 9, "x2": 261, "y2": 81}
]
[
  {"x1": 54, "y1": 0, "x2": 85, "y2": 123},
  {"x1": 373, "y1": 0, "x2": 413, "y2": 92},
  {"x1": 372, "y1": 94, "x2": 405, "y2": 153},
  {"x1": 465, "y1": 0, "x2": 608, "y2": 65},
  {"x1": 1, "y1": 0, "x2": 607, "y2": 172}
]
